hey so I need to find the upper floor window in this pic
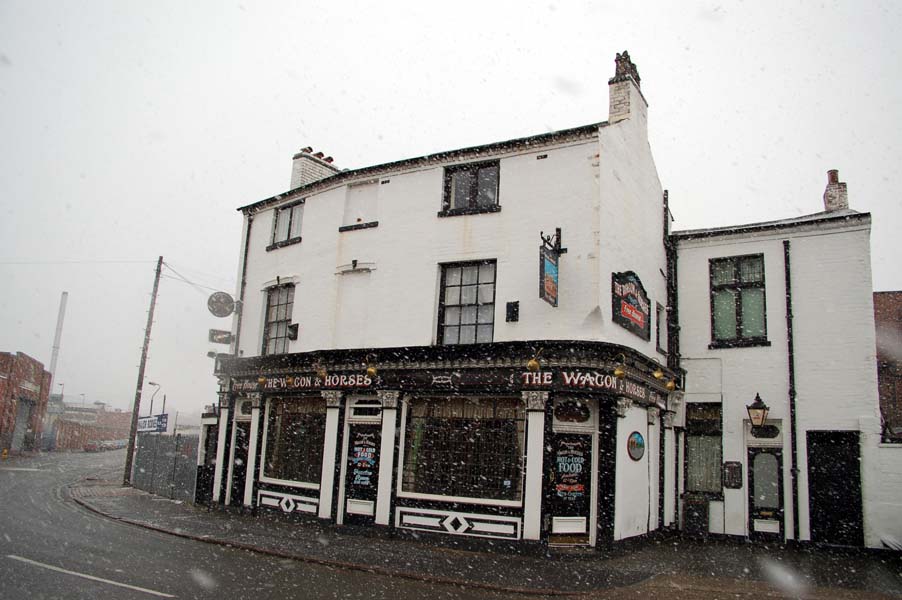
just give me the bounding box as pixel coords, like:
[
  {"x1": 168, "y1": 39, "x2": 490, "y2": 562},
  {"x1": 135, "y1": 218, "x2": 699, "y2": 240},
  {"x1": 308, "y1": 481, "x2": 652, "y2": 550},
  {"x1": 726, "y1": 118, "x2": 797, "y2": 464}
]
[
  {"x1": 262, "y1": 284, "x2": 295, "y2": 355},
  {"x1": 709, "y1": 254, "x2": 768, "y2": 348},
  {"x1": 269, "y1": 201, "x2": 304, "y2": 249},
  {"x1": 439, "y1": 161, "x2": 501, "y2": 216},
  {"x1": 438, "y1": 261, "x2": 496, "y2": 345}
]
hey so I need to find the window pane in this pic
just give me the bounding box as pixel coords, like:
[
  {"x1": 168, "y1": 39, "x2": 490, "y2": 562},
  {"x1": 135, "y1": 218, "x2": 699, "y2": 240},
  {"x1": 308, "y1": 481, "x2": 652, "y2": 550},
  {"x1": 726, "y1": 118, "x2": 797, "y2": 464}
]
[
  {"x1": 477, "y1": 305, "x2": 494, "y2": 324},
  {"x1": 753, "y1": 453, "x2": 780, "y2": 509},
  {"x1": 264, "y1": 398, "x2": 326, "y2": 484},
  {"x1": 479, "y1": 262, "x2": 495, "y2": 283},
  {"x1": 460, "y1": 285, "x2": 476, "y2": 305},
  {"x1": 713, "y1": 289, "x2": 737, "y2": 340},
  {"x1": 477, "y1": 283, "x2": 494, "y2": 304},
  {"x1": 741, "y1": 288, "x2": 765, "y2": 338},
  {"x1": 444, "y1": 306, "x2": 461, "y2": 325},
  {"x1": 445, "y1": 267, "x2": 461, "y2": 286},
  {"x1": 274, "y1": 207, "x2": 290, "y2": 242},
  {"x1": 289, "y1": 205, "x2": 303, "y2": 239},
  {"x1": 462, "y1": 266, "x2": 478, "y2": 285},
  {"x1": 444, "y1": 286, "x2": 460, "y2": 305},
  {"x1": 476, "y1": 165, "x2": 499, "y2": 207},
  {"x1": 711, "y1": 261, "x2": 735, "y2": 286},
  {"x1": 286, "y1": 286, "x2": 295, "y2": 302},
  {"x1": 686, "y1": 435, "x2": 722, "y2": 492},
  {"x1": 402, "y1": 397, "x2": 524, "y2": 501},
  {"x1": 459, "y1": 325, "x2": 476, "y2": 344},
  {"x1": 450, "y1": 170, "x2": 474, "y2": 210},
  {"x1": 461, "y1": 306, "x2": 477, "y2": 325},
  {"x1": 443, "y1": 326, "x2": 459, "y2": 345},
  {"x1": 476, "y1": 324, "x2": 493, "y2": 343},
  {"x1": 740, "y1": 257, "x2": 763, "y2": 283}
]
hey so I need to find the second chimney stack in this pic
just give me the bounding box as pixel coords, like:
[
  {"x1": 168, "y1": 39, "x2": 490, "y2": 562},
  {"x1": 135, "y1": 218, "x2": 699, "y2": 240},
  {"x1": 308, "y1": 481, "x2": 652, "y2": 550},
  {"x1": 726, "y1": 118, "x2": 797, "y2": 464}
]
[{"x1": 823, "y1": 169, "x2": 849, "y2": 212}]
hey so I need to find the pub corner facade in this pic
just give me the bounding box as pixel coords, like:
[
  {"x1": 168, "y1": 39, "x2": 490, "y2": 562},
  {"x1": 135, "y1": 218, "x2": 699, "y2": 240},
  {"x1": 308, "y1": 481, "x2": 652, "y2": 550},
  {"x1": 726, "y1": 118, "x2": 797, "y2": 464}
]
[{"x1": 198, "y1": 51, "x2": 902, "y2": 551}]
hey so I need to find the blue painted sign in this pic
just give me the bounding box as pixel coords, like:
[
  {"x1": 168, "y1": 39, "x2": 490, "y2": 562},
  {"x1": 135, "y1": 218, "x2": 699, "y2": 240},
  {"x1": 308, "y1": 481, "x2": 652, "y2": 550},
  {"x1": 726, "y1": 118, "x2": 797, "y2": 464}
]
[{"x1": 540, "y1": 246, "x2": 559, "y2": 307}]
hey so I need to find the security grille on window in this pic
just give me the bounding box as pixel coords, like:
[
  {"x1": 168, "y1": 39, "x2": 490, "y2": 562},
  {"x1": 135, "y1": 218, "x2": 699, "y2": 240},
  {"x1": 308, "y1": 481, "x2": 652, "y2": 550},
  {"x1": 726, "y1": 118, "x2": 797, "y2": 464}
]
[
  {"x1": 710, "y1": 254, "x2": 767, "y2": 346},
  {"x1": 438, "y1": 261, "x2": 496, "y2": 345},
  {"x1": 262, "y1": 397, "x2": 326, "y2": 485},
  {"x1": 262, "y1": 284, "x2": 294, "y2": 355},
  {"x1": 441, "y1": 161, "x2": 500, "y2": 214},
  {"x1": 685, "y1": 403, "x2": 723, "y2": 493},
  {"x1": 272, "y1": 201, "x2": 304, "y2": 245},
  {"x1": 402, "y1": 397, "x2": 525, "y2": 502}
]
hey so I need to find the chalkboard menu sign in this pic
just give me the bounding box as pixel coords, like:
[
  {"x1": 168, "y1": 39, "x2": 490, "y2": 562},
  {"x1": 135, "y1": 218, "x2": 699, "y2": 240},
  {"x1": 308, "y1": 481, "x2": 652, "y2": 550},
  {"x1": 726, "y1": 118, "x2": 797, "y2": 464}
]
[
  {"x1": 346, "y1": 425, "x2": 381, "y2": 503},
  {"x1": 549, "y1": 433, "x2": 592, "y2": 517}
]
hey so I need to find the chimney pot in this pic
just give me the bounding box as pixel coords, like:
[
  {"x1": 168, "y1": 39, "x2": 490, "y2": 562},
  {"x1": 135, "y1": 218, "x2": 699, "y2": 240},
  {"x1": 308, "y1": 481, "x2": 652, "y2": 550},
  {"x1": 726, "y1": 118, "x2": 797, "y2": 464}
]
[
  {"x1": 324, "y1": 156, "x2": 334, "y2": 163},
  {"x1": 301, "y1": 146, "x2": 313, "y2": 153},
  {"x1": 828, "y1": 169, "x2": 839, "y2": 184},
  {"x1": 314, "y1": 152, "x2": 324, "y2": 159}
]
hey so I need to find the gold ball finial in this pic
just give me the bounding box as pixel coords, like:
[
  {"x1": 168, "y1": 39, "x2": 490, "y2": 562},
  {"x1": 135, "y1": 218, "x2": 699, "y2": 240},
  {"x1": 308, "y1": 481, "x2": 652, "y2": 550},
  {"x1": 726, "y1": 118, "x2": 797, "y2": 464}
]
[
  {"x1": 366, "y1": 365, "x2": 378, "y2": 378},
  {"x1": 526, "y1": 358, "x2": 541, "y2": 373},
  {"x1": 613, "y1": 366, "x2": 626, "y2": 379}
]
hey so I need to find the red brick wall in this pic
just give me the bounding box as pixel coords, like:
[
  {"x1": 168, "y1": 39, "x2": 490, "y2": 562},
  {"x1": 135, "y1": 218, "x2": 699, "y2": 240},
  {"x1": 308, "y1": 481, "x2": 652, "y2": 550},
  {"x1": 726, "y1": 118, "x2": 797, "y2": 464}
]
[{"x1": 0, "y1": 352, "x2": 50, "y2": 453}]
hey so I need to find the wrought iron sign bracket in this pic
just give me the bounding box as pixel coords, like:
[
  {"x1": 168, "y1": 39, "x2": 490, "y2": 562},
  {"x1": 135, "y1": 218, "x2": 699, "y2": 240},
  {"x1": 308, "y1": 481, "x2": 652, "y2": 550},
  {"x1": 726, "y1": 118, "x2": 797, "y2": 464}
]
[{"x1": 540, "y1": 227, "x2": 568, "y2": 255}]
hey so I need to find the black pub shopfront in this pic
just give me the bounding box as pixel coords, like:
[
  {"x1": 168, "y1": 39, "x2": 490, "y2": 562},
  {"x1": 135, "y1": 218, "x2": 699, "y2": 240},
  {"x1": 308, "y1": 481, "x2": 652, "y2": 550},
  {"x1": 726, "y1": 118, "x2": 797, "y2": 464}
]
[{"x1": 209, "y1": 341, "x2": 676, "y2": 549}]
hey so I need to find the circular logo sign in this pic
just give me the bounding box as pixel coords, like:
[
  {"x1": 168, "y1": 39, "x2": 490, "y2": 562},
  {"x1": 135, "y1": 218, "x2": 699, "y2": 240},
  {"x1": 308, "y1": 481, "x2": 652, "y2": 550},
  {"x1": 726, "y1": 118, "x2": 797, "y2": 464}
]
[
  {"x1": 627, "y1": 431, "x2": 645, "y2": 461},
  {"x1": 207, "y1": 292, "x2": 235, "y2": 318}
]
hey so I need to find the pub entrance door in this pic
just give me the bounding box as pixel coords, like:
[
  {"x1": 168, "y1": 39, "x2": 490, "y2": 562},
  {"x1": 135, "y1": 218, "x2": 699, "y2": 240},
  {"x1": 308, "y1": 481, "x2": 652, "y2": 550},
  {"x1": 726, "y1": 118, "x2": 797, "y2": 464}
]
[
  {"x1": 547, "y1": 397, "x2": 597, "y2": 546},
  {"x1": 337, "y1": 398, "x2": 383, "y2": 525},
  {"x1": 748, "y1": 447, "x2": 784, "y2": 541}
]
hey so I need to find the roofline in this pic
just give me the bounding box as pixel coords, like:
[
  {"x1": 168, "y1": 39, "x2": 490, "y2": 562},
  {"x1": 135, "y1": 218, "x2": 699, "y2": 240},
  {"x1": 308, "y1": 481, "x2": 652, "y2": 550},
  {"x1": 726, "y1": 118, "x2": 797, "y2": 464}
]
[
  {"x1": 672, "y1": 211, "x2": 871, "y2": 242},
  {"x1": 238, "y1": 122, "x2": 605, "y2": 213}
]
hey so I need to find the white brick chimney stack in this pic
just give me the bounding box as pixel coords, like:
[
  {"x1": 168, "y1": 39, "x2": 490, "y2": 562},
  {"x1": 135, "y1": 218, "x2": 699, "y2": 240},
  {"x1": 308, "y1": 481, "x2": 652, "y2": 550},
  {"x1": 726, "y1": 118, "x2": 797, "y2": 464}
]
[
  {"x1": 608, "y1": 51, "x2": 648, "y2": 132},
  {"x1": 291, "y1": 146, "x2": 340, "y2": 189},
  {"x1": 823, "y1": 169, "x2": 849, "y2": 212}
]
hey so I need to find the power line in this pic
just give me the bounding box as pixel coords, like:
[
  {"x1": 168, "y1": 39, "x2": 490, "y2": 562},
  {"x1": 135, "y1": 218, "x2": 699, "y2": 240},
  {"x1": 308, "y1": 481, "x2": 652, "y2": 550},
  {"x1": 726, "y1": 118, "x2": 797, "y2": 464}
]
[{"x1": 0, "y1": 259, "x2": 156, "y2": 265}]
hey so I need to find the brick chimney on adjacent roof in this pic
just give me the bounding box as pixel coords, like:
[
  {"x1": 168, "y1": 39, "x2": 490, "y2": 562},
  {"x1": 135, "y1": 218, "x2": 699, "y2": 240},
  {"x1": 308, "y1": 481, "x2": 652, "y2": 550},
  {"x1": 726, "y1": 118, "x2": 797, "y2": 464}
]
[
  {"x1": 607, "y1": 51, "x2": 648, "y2": 132},
  {"x1": 823, "y1": 169, "x2": 849, "y2": 212},
  {"x1": 291, "y1": 146, "x2": 340, "y2": 189}
]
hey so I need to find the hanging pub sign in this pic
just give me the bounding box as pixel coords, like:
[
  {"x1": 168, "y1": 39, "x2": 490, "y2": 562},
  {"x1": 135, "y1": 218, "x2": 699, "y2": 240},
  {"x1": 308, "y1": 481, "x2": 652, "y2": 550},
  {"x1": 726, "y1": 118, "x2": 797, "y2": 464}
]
[
  {"x1": 539, "y1": 228, "x2": 567, "y2": 307},
  {"x1": 539, "y1": 246, "x2": 559, "y2": 307},
  {"x1": 611, "y1": 271, "x2": 651, "y2": 341}
]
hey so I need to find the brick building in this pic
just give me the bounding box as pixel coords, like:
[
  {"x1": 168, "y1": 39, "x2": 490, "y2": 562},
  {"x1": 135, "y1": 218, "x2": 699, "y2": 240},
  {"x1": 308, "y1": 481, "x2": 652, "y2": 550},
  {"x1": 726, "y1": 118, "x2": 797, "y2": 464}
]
[
  {"x1": 0, "y1": 352, "x2": 50, "y2": 454},
  {"x1": 875, "y1": 291, "x2": 902, "y2": 440}
]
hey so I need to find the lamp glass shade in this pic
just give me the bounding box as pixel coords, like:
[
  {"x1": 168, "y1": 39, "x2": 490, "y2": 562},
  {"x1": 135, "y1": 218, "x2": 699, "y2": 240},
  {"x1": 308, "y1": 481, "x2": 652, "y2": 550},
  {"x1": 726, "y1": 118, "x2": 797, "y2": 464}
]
[{"x1": 746, "y1": 394, "x2": 770, "y2": 427}]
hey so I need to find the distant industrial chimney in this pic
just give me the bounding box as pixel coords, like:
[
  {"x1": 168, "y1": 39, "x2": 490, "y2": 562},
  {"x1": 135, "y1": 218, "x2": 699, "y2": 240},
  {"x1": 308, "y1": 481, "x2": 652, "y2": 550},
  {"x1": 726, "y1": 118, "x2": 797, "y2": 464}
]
[
  {"x1": 823, "y1": 169, "x2": 849, "y2": 212},
  {"x1": 607, "y1": 50, "x2": 648, "y2": 132},
  {"x1": 290, "y1": 146, "x2": 340, "y2": 189}
]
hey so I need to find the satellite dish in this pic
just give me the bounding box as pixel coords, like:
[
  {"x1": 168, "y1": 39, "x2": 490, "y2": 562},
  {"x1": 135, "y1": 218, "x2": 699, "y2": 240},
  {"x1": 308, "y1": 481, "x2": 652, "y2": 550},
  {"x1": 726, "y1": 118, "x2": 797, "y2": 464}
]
[{"x1": 207, "y1": 292, "x2": 235, "y2": 318}]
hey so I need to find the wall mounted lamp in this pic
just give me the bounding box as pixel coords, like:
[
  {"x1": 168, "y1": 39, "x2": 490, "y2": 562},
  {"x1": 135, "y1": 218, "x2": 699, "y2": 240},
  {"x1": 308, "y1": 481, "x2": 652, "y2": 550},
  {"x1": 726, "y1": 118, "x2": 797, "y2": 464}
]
[
  {"x1": 746, "y1": 393, "x2": 770, "y2": 428},
  {"x1": 526, "y1": 348, "x2": 544, "y2": 373}
]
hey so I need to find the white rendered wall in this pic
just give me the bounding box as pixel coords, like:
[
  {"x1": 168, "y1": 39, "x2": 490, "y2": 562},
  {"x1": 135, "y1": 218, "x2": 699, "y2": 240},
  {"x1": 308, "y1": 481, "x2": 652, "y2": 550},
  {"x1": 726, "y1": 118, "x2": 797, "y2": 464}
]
[
  {"x1": 597, "y1": 90, "x2": 669, "y2": 363},
  {"x1": 234, "y1": 129, "x2": 667, "y2": 359},
  {"x1": 614, "y1": 405, "x2": 650, "y2": 540}
]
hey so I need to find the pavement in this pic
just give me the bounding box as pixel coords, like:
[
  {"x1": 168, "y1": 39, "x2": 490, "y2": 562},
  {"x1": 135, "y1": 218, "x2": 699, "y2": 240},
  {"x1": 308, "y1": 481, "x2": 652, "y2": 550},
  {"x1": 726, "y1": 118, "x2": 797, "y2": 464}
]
[{"x1": 69, "y1": 477, "x2": 902, "y2": 599}]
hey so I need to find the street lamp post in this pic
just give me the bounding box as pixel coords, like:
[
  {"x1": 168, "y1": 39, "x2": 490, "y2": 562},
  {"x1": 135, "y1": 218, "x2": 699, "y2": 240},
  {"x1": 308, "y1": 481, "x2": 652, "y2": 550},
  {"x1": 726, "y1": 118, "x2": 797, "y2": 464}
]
[
  {"x1": 146, "y1": 381, "x2": 161, "y2": 417},
  {"x1": 57, "y1": 382, "x2": 64, "y2": 401}
]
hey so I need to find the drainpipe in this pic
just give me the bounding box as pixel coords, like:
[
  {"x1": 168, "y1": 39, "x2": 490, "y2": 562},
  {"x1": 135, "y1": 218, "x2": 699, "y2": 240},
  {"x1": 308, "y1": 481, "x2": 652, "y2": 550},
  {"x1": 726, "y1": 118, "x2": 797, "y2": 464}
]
[
  {"x1": 233, "y1": 213, "x2": 254, "y2": 356},
  {"x1": 784, "y1": 240, "x2": 800, "y2": 542}
]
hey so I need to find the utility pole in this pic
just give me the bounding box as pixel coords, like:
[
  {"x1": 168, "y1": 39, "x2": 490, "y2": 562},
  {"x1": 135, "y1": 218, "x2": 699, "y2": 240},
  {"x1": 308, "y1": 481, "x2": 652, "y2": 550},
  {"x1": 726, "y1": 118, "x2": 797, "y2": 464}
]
[{"x1": 124, "y1": 256, "x2": 163, "y2": 486}]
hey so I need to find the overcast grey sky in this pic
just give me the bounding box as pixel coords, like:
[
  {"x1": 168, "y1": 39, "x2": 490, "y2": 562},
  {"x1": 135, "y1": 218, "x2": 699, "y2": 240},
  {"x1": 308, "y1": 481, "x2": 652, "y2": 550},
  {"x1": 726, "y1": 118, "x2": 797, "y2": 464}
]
[{"x1": 2, "y1": 1, "x2": 900, "y2": 418}]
